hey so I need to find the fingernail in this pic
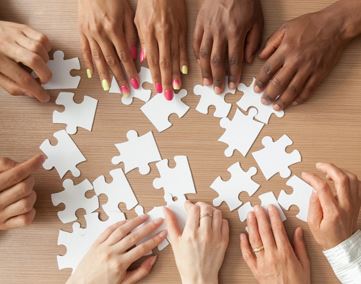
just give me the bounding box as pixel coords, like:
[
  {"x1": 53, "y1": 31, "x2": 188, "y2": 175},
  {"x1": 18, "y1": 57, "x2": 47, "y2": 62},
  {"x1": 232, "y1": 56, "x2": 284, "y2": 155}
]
[
  {"x1": 155, "y1": 83, "x2": 163, "y2": 93},
  {"x1": 229, "y1": 82, "x2": 236, "y2": 90},
  {"x1": 86, "y1": 68, "x2": 92, "y2": 79},
  {"x1": 261, "y1": 96, "x2": 271, "y2": 105},
  {"x1": 153, "y1": 218, "x2": 164, "y2": 225},
  {"x1": 254, "y1": 85, "x2": 262, "y2": 93},
  {"x1": 131, "y1": 46, "x2": 137, "y2": 61},
  {"x1": 172, "y1": 79, "x2": 181, "y2": 90},
  {"x1": 181, "y1": 65, "x2": 188, "y2": 75},
  {"x1": 214, "y1": 86, "x2": 223, "y2": 94},
  {"x1": 101, "y1": 79, "x2": 109, "y2": 91},
  {"x1": 165, "y1": 89, "x2": 174, "y2": 101},
  {"x1": 39, "y1": 154, "x2": 46, "y2": 163},
  {"x1": 292, "y1": 101, "x2": 298, "y2": 106},
  {"x1": 159, "y1": 230, "x2": 168, "y2": 238},
  {"x1": 273, "y1": 104, "x2": 281, "y2": 111},
  {"x1": 130, "y1": 78, "x2": 139, "y2": 89},
  {"x1": 203, "y1": 78, "x2": 212, "y2": 86},
  {"x1": 121, "y1": 85, "x2": 130, "y2": 96},
  {"x1": 254, "y1": 205, "x2": 261, "y2": 212},
  {"x1": 140, "y1": 49, "x2": 145, "y2": 63}
]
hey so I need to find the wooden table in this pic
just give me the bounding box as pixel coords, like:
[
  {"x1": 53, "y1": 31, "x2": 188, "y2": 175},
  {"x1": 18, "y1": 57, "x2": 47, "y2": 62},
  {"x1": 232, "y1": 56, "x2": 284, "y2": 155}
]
[{"x1": 0, "y1": 0, "x2": 360, "y2": 283}]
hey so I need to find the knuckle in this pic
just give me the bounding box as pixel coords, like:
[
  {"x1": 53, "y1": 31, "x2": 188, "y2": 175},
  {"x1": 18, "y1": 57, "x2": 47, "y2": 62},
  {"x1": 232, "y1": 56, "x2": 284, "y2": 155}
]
[
  {"x1": 199, "y1": 48, "x2": 210, "y2": 59},
  {"x1": 118, "y1": 50, "x2": 130, "y2": 64},
  {"x1": 160, "y1": 58, "x2": 171, "y2": 69},
  {"x1": 20, "y1": 213, "x2": 34, "y2": 226},
  {"x1": 91, "y1": 49, "x2": 101, "y2": 61},
  {"x1": 20, "y1": 74, "x2": 35, "y2": 86},
  {"x1": 287, "y1": 84, "x2": 299, "y2": 96},
  {"x1": 261, "y1": 63, "x2": 273, "y2": 76},
  {"x1": 104, "y1": 55, "x2": 116, "y2": 67},
  {"x1": 148, "y1": 56, "x2": 158, "y2": 67},
  {"x1": 28, "y1": 54, "x2": 41, "y2": 67},
  {"x1": 211, "y1": 56, "x2": 223, "y2": 67},
  {"x1": 270, "y1": 76, "x2": 283, "y2": 89},
  {"x1": 229, "y1": 56, "x2": 240, "y2": 67},
  {"x1": 338, "y1": 174, "x2": 349, "y2": 187},
  {"x1": 0, "y1": 157, "x2": 14, "y2": 168}
]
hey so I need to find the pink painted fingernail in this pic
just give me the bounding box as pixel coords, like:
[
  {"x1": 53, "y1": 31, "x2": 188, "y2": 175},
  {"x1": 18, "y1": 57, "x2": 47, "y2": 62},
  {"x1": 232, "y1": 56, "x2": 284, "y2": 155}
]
[
  {"x1": 172, "y1": 79, "x2": 181, "y2": 90},
  {"x1": 155, "y1": 83, "x2": 163, "y2": 93},
  {"x1": 164, "y1": 89, "x2": 174, "y2": 101},
  {"x1": 130, "y1": 46, "x2": 137, "y2": 61},
  {"x1": 121, "y1": 85, "x2": 130, "y2": 96},
  {"x1": 130, "y1": 78, "x2": 139, "y2": 89},
  {"x1": 140, "y1": 49, "x2": 145, "y2": 63}
]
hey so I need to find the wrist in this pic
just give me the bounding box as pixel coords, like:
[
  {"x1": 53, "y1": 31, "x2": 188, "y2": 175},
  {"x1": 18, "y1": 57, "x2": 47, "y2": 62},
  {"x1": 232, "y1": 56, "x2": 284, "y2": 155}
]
[{"x1": 181, "y1": 275, "x2": 218, "y2": 284}]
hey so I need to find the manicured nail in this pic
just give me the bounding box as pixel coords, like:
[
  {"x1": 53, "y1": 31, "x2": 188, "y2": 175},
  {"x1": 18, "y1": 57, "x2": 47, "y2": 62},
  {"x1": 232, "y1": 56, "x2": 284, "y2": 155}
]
[
  {"x1": 261, "y1": 96, "x2": 271, "y2": 105},
  {"x1": 155, "y1": 83, "x2": 163, "y2": 93},
  {"x1": 165, "y1": 89, "x2": 174, "y2": 101},
  {"x1": 172, "y1": 79, "x2": 181, "y2": 90},
  {"x1": 181, "y1": 65, "x2": 188, "y2": 75},
  {"x1": 86, "y1": 68, "x2": 92, "y2": 79},
  {"x1": 130, "y1": 46, "x2": 137, "y2": 61},
  {"x1": 229, "y1": 82, "x2": 237, "y2": 90},
  {"x1": 130, "y1": 78, "x2": 139, "y2": 89},
  {"x1": 121, "y1": 85, "x2": 130, "y2": 96},
  {"x1": 203, "y1": 78, "x2": 212, "y2": 86},
  {"x1": 140, "y1": 49, "x2": 145, "y2": 63},
  {"x1": 254, "y1": 85, "x2": 262, "y2": 93},
  {"x1": 273, "y1": 104, "x2": 281, "y2": 111},
  {"x1": 101, "y1": 79, "x2": 109, "y2": 91},
  {"x1": 214, "y1": 86, "x2": 223, "y2": 94}
]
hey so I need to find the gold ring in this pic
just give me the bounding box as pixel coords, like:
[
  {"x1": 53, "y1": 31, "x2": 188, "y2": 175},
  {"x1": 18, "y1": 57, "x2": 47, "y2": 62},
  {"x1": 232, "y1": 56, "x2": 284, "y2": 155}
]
[{"x1": 253, "y1": 246, "x2": 264, "y2": 253}]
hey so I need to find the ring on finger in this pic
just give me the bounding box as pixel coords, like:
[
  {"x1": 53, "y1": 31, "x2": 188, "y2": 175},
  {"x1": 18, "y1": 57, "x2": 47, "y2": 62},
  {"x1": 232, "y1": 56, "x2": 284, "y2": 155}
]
[
  {"x1": 200, "y1": 213, "x2": 213, "y2": 219},
  {"x1": 252, "y1": 245, "x2": 264, "y2": 254}
]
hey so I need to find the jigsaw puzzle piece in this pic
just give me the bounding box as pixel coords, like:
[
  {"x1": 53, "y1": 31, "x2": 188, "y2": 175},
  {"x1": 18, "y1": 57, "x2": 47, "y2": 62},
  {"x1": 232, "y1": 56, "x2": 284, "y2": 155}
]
[
  {"x1": 252, "y1": 135, "x2": 301, "y2": 180},
  {"x1": 278, "y1": 175, "x2": 314, "y2": 222},
  {"x1": 51, "y1": 179, "x2": 99, "y2": 224},
  {"x1": 112, "y1": 130, "x2": 161, "y2": 175},
  {"x1": 211, "y1": 162, "x2": 260, "y2": 211},
  {"x1": 237, "y1": 78, "x2": 284, "y2": 124},
  {"x1": 219, "y1": 108, "x2": 264, "y2": 157},
  {"x1": 40, "y1": 130, "x2": 86, "y2": 178},
  {"x1": 140, "y1": 89, "x2": 190, "y2": 132},
  {"x1": 53, "y1": 92, "x2": 98, "y2": 135}
]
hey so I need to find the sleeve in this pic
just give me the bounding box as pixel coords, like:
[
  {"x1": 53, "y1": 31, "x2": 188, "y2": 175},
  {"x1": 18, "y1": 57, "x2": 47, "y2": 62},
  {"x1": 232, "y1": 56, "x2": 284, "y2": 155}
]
[{"x1": 323, "y1": 230, "x2": 361, "y2": 284}]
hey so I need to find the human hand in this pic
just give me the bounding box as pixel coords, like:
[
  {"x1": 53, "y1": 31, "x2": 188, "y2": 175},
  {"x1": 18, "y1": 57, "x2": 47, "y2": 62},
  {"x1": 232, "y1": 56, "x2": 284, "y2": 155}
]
[
  {"x1": 79, "y1": 0, "x2": 139, "y2": 94},
  {"x1": 240, "y1": 205, "x2": 310, "y2": 284},
  {"x1": 164, "y1": 201, "x2": 229, "y2": 284},
  {"x1": 193, "y1": 0, "x2": 263, "y2": 93},
  {"x1": 135, "y1": 0, "x2": 188, "y2": 101},
  {"x1": 0, "y1": 21, "x2": 51, "y2": 102},
  {"x1": 0, "y1": 154, "x2": 44, "y2": 230},
  {"x1": 67, "y1": 214, "x2": 167, "y2": 284},
  {"x1": 302, "y1": 163, "x2": 361, "y2": 250}
]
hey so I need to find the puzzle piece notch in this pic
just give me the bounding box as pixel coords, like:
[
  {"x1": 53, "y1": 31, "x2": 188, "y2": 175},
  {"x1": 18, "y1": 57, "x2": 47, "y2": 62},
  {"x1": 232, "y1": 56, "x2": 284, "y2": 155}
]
[
  {"x1": 112, "y1": 130, "x2": 161, "y2": 175},
  {"x1": 153, "y1": 155, "x2": 196, "y2": 200},
  {"x1": 43, "y1": 50, "x2": 81, "y2": 90},
  {"x1": 278, "y1": 175, "x2": 314, "y2": 222},
  {"x1": 51, "y1": 179, "x2": 99, "y2": 224},
  {"x1": 237, "y1": 78, "x2": 284, "y2": 124},
  {"x1": 53, "y1": 92, "x2": 98, "y2": 135},
  {"x1": 211, "y1": 162, "x2": 260, "y2": 211},
  {"x1": 140, "y1": 89, "x2": 190, "y2": 132},
  {"x1": 219, "y1": 108, "x2": 264, "y2": 157},
  {"x1": 109, "y1": 67, "x2": 152, "y2": 105},
  {"x1": 252, "y1": 135, "x2": 301, "y2": 180},
  {"x1": 40, "y1": 130, "x2": 86, "y2": 178}
]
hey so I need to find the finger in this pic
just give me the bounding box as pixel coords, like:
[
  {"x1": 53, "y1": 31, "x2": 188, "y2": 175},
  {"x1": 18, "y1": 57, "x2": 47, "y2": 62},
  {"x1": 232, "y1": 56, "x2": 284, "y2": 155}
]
[
  {"x1": 267, "y1": 205, "x2": 291, "y2": 250},
  {"x1": 259, "y1": 28, "x2": 284, "y2": 59},
  {"x1": 0, "y1": 176, "x2": 34, "y2": 209},
  {"x1": 197, "y1": 202, "x2": 213, "y2": 233},
  {"x1": 145, "y1": 34, "x2": 162, "y2": 94},
  {"x1": 123, "y1": 14, "x2": 138, "y2": 61},
  {"x1": 293, "y1": 227, "x2": 310, "y2": 270},
  {"x1": 179, "y1": 31, "x2": 189, "y2": 75},
  {"x1": 307, "y1": 191, "x2": 323, "y2": 229},
  {"x1": 16, "y1": 35, "x2": 49, "y2": 62},
  {"x1": 295, "y1": 74, "x2": 321, "y2": 104},
  {"x1": 123, "y1": 255, "x2": 157, "y2": 284},
  {"x1": 228, "y1": 35, "x2": 244, "y2": 90},
  {"x1": 0, "y1": 72, "x2": 25, "y2": 97},
  {"x1": 254, "y1": 205, "x2": 276, "y2": 250},
  {"x1": 212, "y1": 209, "x2": 222, "y2": 235},
  {"x1": 88, "y1": 38, "x2": 110, "y2": 91},
  {"x1": 210, "y1": 37, "x2": 226, "y2": 94},
  {"x1": 183, "y1": 201, "x2": 200, "y2": 234},
  {"x1": 192, "y1": 17, "x2": 204, "y2": 60},
  {"x1": 22, "y1": 27, "x2": 51, "y2": 52},
  {"x1": 80, "y1": 34, "x2": 94, "y2": 79},
  {"x1": 0, "y1": 154, "x2": 44, "y2": 192},
  {"x1": 157, "y1": 32, "x2": 173, "y2": 100},
  {"x1": 94, "y1": 220, "x2": 127, "y2": 246},
  {"x1": 1, "y1": 191, "x2": 36, "y2": 221},
  {"x1": 171, "y1": 36, "x2": 181, "y2": 91},
  {"x1": 1, "y1": 208, "x2": 36, "y2": 230},
  {"x1": 247, "y1": 211, "x2": 263, "y2": 251},
  {"x1": 221, "y1": 219, "x2": 230, "y2": 246},
  {"x1": 199, "y1": 33, "x2": 213, "y2": 86},
  {"x1": 245, "y1": 23, "x2": 263, "y2": 64},
  {"x1": 0, "y1": 157, "x2": 17, "y2": 172},
  {"x1": 343, "y1": 170, "x2": 361, "y2": 207},
  {"x1": 163, "y1": 207, "x2": 181, "y2": 244},
  {"x1": 240, "y1": 233, "x2": 257, "y2": 271}
]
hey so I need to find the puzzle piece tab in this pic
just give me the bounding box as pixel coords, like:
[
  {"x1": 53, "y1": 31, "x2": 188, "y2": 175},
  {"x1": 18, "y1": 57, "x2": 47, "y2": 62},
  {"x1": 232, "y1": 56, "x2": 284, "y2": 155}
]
[
  {"x1": 53, "y1": 92, "x2": 98, "y2": 135},
  {"x1": 252, "y1": 135, "x2": 301, "y2": 180}
]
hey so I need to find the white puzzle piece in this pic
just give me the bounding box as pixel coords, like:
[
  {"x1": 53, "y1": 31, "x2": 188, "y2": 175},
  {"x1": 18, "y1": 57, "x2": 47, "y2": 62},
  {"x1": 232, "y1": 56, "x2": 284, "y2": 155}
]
[
  {"x1": 252, "y1": 135, "x2": 301, "y2": 180},
  {"x1": 109, "y1": 67, "x2": 152, "y2": 105},
  {"x1": 140, "y1": 89, "x2": 190, "y2": 132},
  {"x1": 40, "y1": 130, "x2": 86, "y2": 178},
  {"x1": 57, "y1": 212, "x2": 126, "y2": 271},
  {"x1": 193, "y1": 80, "x2": 235, "y2": 118},
  {"x1": 278, "y1": 175, "x2": 314, "y2": 222},
  {"x1": 112, "y1": 130, "x2": 161, "y2": 175},
  {"x1": 219, "y1": 108, "x2": 264, "y2": 157},
  {"x1": 237, "y1": 78, "x2": 284, "y2": 124},
  {"x1": 153, "y1": 156, "x2": 196, "y2": 200},
  {"x1": 43, "y1": 50, "x2": 81, "y2": 90},
  {"x1": 53, "y1": 92, "x2": 98, "y2": 135},
  {"x1": 210, "y1": 162, "x2": 260, "y2": 211},
  {"x1": 51, "y1": 179, "x2": 99, "y2": 224},
  {"x1": 93, "y1": 168, "x2": 142, "y2": 216},
  {"x1": 237, "y1": 192, "x2": 286, "y2": 222}
]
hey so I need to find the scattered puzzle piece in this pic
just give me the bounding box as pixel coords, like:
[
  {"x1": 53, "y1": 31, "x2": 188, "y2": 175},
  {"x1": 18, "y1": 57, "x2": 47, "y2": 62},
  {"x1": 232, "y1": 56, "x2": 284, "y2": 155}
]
[
  {"x1": 53, "y1": 92, "x2": 98, "y2": 135},
  {"x1": 219, "y1": 108, "x2": 264, "y2": 157},
  {"x1": 43, "y1": 50, "x2": 81, "y2": 90},
  {"x1": 278, "y1": 175, "x2": 314, "y2": 222},
  {"x1": 112, "y1": 130, "x2": 161, "y2": 175},
  {"x1": 40, "y1": 130, "x2": 86, "y2": 178},
  {"x1": 211, "y1": 162, "x2": 260, "y2": 211},
  {"x1": 51, "y1": 179, "x2": 99, "y2": 224},
  {"x1": 237, "y1": 78, "x2": 284, "y2": 124},
  {"x1": 140, "y1": 89, "x2": 190, "y2": 132},
  {"x1": 252, "y1": 135, "x2": 301, "y2": 180}
]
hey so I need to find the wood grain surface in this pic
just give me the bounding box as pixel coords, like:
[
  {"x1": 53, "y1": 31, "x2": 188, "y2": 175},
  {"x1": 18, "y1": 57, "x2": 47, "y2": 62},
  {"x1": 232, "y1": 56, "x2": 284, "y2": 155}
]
[{"x1": 0, "y1": 0, "x2": 360, "y2": 283}]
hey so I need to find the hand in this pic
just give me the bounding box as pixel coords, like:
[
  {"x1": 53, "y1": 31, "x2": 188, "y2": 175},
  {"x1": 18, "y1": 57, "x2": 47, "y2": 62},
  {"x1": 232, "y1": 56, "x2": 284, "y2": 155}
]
[
  {"x1": 240, "y1": 205, "x2": 310, "y2": 284},
  {"x1": 0, "y1": 154, "x2": 44, "y2": 230},
  {"x1": 302, "y1": 163, "x2": 361, "y2": 250},
  {"x1": 67, "y1": 214, "x2": 167, "y2": 284},
  {"x1": 164, "y1": 201, "x2": 229, "y2": 284},
  {"x1": 0, "y1": 21, "x2": 51, "y2": 102},
  {"x1": 193, "y1": 0, "x2": 263, "y2": 93},
  {"x1": 135, "y1": 0, "x2": 188, "y2": 101},
  {"x1": 79, "y1": 0, "x2": 139, "y2": 94}
]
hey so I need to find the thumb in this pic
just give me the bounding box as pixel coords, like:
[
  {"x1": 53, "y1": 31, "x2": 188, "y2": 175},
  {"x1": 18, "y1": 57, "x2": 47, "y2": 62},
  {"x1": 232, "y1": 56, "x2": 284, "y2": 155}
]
[
  {"x1": 163, "y1": 207, "x2": 180, "y2": 245},
  {"x1": 123, "y1": 255, "x2": 157, "y2": 284},
  {"x1": 293, "y1": 227, "x2": 310, "y2": 270}
]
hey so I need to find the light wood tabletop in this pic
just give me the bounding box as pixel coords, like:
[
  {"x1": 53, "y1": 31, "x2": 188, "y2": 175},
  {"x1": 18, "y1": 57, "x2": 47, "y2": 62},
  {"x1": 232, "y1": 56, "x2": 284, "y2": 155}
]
[{"x1": 0, "y1": 0, "x2": 360, "y2": 283}]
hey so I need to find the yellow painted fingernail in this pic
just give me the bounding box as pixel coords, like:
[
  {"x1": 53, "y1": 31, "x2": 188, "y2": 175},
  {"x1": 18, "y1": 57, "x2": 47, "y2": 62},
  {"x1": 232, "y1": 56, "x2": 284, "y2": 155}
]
[
  {"x1": 102, "y1": 79, "x2": 109, "y2": 91},
  {"x1": 86, "y1": 68, "x2": 92, "y2": 79},
  {"x1": 181, "y1": 65, "x2": 188, "y2": 75}
]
